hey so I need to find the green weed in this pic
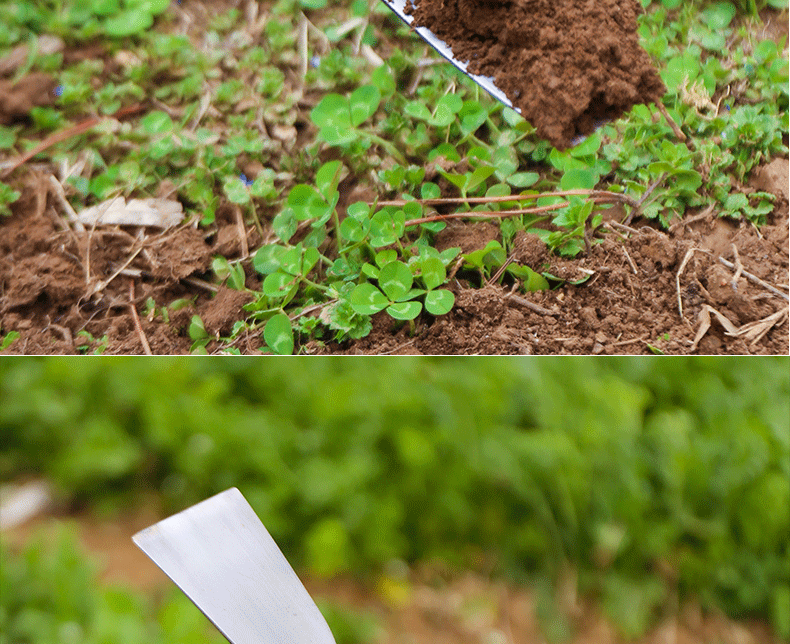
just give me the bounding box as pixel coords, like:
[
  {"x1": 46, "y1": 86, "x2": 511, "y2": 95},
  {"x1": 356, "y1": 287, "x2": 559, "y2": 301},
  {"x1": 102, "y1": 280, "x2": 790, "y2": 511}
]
[{"x1": 3, "y1": 0, "x2": 787, "y2": 352}]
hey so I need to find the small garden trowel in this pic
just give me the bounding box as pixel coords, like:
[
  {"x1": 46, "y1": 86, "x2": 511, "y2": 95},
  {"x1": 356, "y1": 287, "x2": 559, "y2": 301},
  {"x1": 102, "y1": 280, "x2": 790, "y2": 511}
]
[
  {"x1": 132, "y1": 487, "x2": 336, "y2": 644},
  {"x1": 379, "y1": 0, "x2": 517, "y2": 112}
]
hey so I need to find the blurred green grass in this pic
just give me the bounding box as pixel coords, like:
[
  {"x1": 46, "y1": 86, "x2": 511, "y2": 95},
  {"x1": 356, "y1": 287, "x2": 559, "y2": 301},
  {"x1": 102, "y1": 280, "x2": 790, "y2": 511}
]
[{"x1": 1, "y1": 358, "x2": 788, "y2": 638}]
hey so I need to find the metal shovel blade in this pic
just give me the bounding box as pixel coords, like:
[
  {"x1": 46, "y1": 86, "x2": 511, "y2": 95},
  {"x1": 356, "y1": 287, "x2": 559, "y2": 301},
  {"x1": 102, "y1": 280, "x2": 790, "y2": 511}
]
[
  {"x1": 379, "y1": 0, "x2": 517, "y2": 112},
  {"x1": 132, "y1": 488, "x2": 336, "y2": 644}
]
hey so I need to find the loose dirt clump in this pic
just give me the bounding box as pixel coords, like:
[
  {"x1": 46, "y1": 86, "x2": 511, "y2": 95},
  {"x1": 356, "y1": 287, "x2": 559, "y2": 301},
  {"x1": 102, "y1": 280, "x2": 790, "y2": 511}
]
[
  {"x1": 0, "y1": 167, "x2": 241, "y2": 355},
  {"x1": 406, "y1": 0, "x2": 666, "y2": 148},
  {"x1": 0, "y1": 73, "x2": 57, "y2": 125}
]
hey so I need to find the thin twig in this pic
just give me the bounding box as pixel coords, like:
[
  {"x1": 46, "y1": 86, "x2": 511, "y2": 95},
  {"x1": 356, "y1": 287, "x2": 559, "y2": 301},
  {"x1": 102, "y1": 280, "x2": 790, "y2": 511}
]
[
  {"x1": 376, "y1": 189, "x2": 636, "y2": 208},
  {"x1": 716, "y1": 256, "x2": 789, "y2": 302},
  {"x1": 609, "y1": 335, "x2": 648, "y2": 348},
  {"x1": 676, "y1": 247, "x2": 698, "y2": 322},
  {"x1": 405, "y1": 202, "x2": 569, "y2": 227},
  {"x1": 488, "y1": 254, "x2": 515, "y2": 285},
  {"x1": 289, "y1": 300, "x2": 337, "y2": 321},
  {"x1": 3, "y1": 103, "x2": 145, "y2": 176},
  {"x1": 128, "y1": 280, "x2": 152, "y2": 355},
  {"x1": 655, "y1": 101, "x2": 688, "y2": 143},
  {"x1": 729, "y1": 243, "x2": 743, "y2": 290},
  {"x1": 47, "y1": 174, "x2": 86, "y2": 233},
  {"x1": 297, "y1": 13, "x2": 309, "y2": 83},
  {"x1": 669, "y1": 203, "x2": 716, "y2": 232},
  {"x1": 624, "y1": 172, "x2": 667, "y2": 225},
  {"x1": 621, "y1": 245, "x2": 638, "y2": 275},
  {"x1": 233, "y1": 203, "x2": 250, "y2": 259},
  {"x1": 88, "y1": 246, "x2": 143, "y2": 296},
  {"x1": 378, "y1": 338, "x2": 417, "y2": 355},
  {"x1": 182, "y1": 276, "x2": 220, "y2": 293},
  {"x1": 504, "y1": 292, "x2": 559, "y2": 316},
  {"x1": 608, "y1": 221, "x2": 642, "y2": 235}
]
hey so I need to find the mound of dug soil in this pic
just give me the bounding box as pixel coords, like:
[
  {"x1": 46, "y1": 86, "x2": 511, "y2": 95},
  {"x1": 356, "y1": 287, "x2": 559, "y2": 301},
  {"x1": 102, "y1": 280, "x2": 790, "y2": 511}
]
[{"x1": 407, "y1": 0, "x2": 666, "y2": 148}]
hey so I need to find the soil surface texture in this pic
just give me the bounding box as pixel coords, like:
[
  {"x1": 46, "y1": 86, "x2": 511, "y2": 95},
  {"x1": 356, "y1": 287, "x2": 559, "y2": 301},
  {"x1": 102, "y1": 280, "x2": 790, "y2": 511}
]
[
  {"x1": 406, "y1": 0, "x2": 666, "y2": 148},
  {"x1": 1, "y1": 160, "x2": 787, "y2": 355}
]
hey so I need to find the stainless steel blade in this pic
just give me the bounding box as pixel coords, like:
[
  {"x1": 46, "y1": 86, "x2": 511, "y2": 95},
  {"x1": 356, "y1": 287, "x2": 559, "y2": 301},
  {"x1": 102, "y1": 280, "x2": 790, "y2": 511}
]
[
  {"x1": 379, "y1": 0, "x2": 518, "y2": 113},
  {"x1": 132, "y1": 488, "x2": 335, "y2": 644}
]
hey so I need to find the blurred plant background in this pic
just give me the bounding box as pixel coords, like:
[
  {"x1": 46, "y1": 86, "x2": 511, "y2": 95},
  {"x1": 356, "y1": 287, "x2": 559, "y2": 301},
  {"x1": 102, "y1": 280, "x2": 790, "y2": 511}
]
[{"x1": 1, "y1": 357, "x2": 788, "y2": 644}]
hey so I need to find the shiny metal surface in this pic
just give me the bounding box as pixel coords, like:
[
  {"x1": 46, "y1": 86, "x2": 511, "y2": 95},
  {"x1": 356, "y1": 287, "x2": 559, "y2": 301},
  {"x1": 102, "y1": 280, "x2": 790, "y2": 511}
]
[
  {"x1": 379, "y1": 0, "x2": 518, "y2": 112},
  {"x1": 133, "y1": 488, "x2": 336, "y2": 644}
]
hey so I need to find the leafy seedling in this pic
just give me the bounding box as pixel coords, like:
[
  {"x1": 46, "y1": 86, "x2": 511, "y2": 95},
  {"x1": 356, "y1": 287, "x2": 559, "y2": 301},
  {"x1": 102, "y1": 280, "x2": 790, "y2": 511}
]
[{"x1": 351, "y1": 260, "x2": 424, "y2": 321}]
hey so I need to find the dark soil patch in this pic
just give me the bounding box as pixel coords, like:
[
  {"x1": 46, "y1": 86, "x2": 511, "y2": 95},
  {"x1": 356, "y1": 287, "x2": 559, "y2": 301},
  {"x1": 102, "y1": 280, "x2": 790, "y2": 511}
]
[
  {"x1": 0, "y1": 168, "x2": 254, "y2": 355},
  {"x1": 1, "y1": 159, "x2": 787, "y2": 355},
  {"x1": 319, "y1": 160, "x2": 789, "y2": 355},
  {"x1": 406, "y1": 0, "x2": 666, "y2": 148},
  {"x1": 0, "y1": 73, "x2": 57, "y2": 125}
]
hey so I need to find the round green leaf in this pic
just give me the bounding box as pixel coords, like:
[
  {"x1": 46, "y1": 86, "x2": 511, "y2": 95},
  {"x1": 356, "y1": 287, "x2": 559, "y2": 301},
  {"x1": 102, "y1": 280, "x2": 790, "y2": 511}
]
[
  {"x1": 569, "y1": 132, "x2": 601, "y2": 157},
  {"x1": 371, "y1": 64, "x2": 396, "y2": 96},
  {"x1": 223, "y1": 176, "x2": 251, "y2": 205},
  {"x1": 316, "y1": 161, "x2": 343, "y2": 198},
  {"x1": 508, "y1": 172, "x2": 540, "y2": 188},
  {"x1": 405, "y1": 101, "x2": 432, "y2": 121},
  {"x1": 263, "y1": 272, "x2": 295, "y2": 298},
  {"x1": 188, "y1": 315, "x2": 207, "y2": 340},
  {"x1": 103, "y1": 9, "x2": 153, "y2": 36},
  {"x1": 319, "y1": 125, "x2": 358, "y2": 146},
  {"x1": 349, "y1": 85, "x2": 381, "y2": 127},
  {"x1": 387, "y1": 301, "x2": 422, "y2": 320},
  {"x1": 311, "y1": 94, "x2": 350, "y2": 129},
  {"x1": 340, "y1": 216, "x2": 369, "y2": 242},
  {"x1": 378, "y1": 261, "x2": 412, "y2": 301},
  {"x1": 350, "y1": 283, "x2": 389, "y2": 315},
  {"x1": 140, "y1": 110, "x2": 173, "y2": 135},
  {"x1": 701, "y1": 2, "x2": 736, "y2": 30},
  {"x1": 264, "y1": 313, "x2": 294, "y2": 355},
  {"x1": 424, "y1": 289, "x2": 454, "y2": 315},
  {"x1": 560, "y1": 168, "x2": 597, "y2": 190},
  {"x1": 421, "y1": 257, "x2": 446, "y2": 291}
]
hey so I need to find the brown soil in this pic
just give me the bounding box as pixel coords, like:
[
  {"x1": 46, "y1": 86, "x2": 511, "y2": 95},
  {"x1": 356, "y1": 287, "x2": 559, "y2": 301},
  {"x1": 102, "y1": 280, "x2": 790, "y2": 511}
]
[
  {"x1": 406, "y1": 0, "x2": 666, "y2": 149},
  {"x1": 1, "y1": 160, "x2": 787, "y2": 355},
  {"x1": 320, "y1": 161, "x2": 789, "y2": 355},
  {"x1": 6, "y1": 508, "x2": 783, "y2": 644},
  {"x1": 0, "y1": 72, "x2": 57, "y2": 125}
]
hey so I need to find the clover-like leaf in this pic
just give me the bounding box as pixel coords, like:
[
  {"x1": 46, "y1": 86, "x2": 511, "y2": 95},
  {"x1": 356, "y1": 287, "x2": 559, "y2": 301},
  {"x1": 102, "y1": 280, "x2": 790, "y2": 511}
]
[
  {"x1": 287, "y1": 184, "x2": 332, "y2": 222},
  {"x1": 421, "y1": 257, "x2": 446, "y2": 291},
  {"x1": 378, "y1": 261, "x2": 412, "y2": 302},
  {"x1": 424, "y1": 289, "x2": 454, "y2": 315},
  {"x1": 140, "y1": 110, "x2": 173, "y2": 135},
  {"x1": 340, "y1": 216, "x2": 370, "y2": 242},
  {"x1": 316, "y1": 161, "x2": 344, "y2": 199},
  {"x1": 405, "y1": 101, "x2": 432, "y2": 121},
  {"x1": 430, "y1": 93, "x2": 463, "y2": 127},
  {"x1": 369, "y1": 208, "x2": 405, "y2": 248},
  {"x1": 311, "y1": 94, "x2": 350, "y2": 129},
  {"x1": 387, "y1": 301, "x2": 422, "y2": 320},
  {"x1": 349, "y1": 85, "x2": 381, "y2": 127},
  {"x1": 263, "y1": 272, "x2": 295, "y2": 298},
  {"x1": 350, "y1": 283, "x2": 389, "y2": 315},
  {"x1": 264, "y1": 313, "x2": 294, "y2": 355}
]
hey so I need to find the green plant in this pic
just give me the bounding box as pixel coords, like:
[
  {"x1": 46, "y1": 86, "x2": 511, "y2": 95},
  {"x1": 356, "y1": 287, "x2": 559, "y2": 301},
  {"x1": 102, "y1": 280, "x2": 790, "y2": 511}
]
[
  {"x1": 0, "y1": 182, "x2": 20, "y2": 217},
  {"x1": 0, "y1": 525, "x2": 229, "y2": 644},
  {"x1": 1, "y1": 359, "x2": 787, "y2": 637},
  {"x1": 0, "y1": 330, "x2": 20, "y2": 350}
]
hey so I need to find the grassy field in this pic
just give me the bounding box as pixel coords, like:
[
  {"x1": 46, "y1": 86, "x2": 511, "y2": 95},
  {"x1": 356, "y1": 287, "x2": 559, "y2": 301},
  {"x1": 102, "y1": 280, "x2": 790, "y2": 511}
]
[{"x1": 1, "y1": 357, "x2": 788, "y2": 642}]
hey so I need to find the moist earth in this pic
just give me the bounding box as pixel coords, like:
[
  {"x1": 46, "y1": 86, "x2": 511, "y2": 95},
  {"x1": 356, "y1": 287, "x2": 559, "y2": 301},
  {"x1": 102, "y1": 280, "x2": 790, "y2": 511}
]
[{"x1": 406, "y1": 0, "x2": 666, "y2": 148}]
